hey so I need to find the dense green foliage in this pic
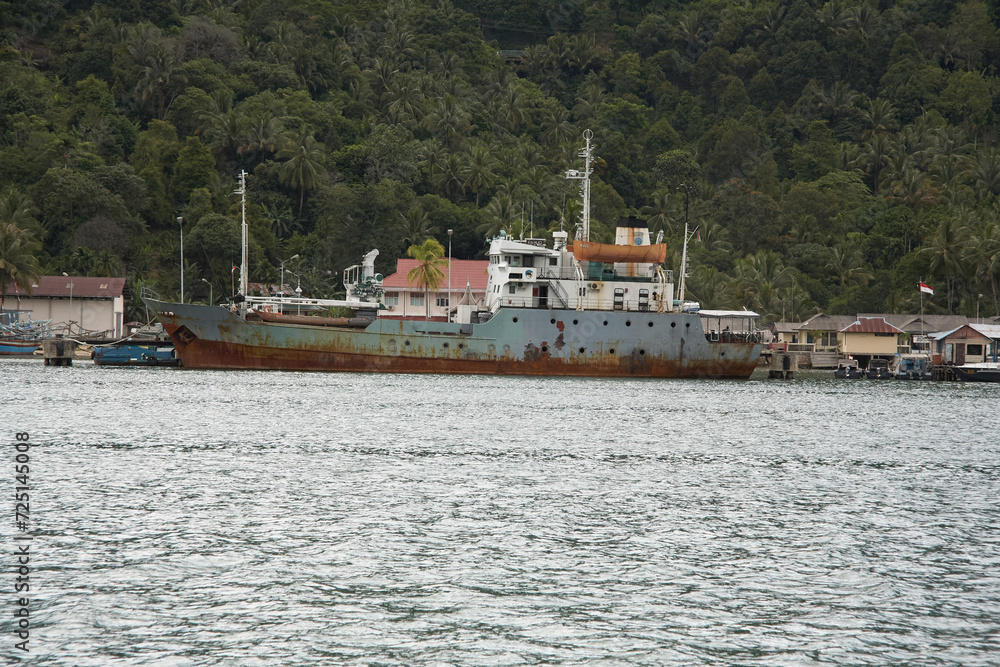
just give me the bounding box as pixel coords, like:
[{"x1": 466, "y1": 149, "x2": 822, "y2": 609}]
[{"x1": 2, "y1": 0, "x2": 999, "y2": 322}]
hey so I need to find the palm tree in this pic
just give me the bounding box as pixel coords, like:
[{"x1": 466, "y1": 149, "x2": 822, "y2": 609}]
[
  {"x1": 924, "y1": 215, "x2": 966, "y2": 312},
  {"x1": 406, "y1": 239, "x2": 448, "y2": 320},
  {"x1": 198, "y1": 91, "x2": 247, "y2": 160},
  {"x1": 463, "y1": 144, "x2": 497, "y2": 206},
  {"x1": 860, "y1": 98, "x2": 897, "y2": 139},
  {"x1": 261, "y1": 202, "x2": 299, "y2": 239},
  {"x1": 816, "y1": 81, "x2": 859, "y2": 125},
  {"x1": 0, "y1": 222, "x2": 41, "y2": 312},
  {"x1": 640, "y1": 190, "x2": 680, "y2": 239},
  {"x1": 861, "y1": 134, "x2": 893, "y2": 194},
  {"x1": 399, "y1": 205, "x2": 431, "y2": 245},
  {"x1": 426, "y1": 95, "x2": 471, "y2": 150},
  {"x1": 539, "y1": 107, "x2": 574, "y2": 147},
  {"x1": 135, "y1": 42, "x2": 187, "y2": 119},
  {"x1": 242, "y1": 112, "x2": 284, "y2": 159},
  {"x1": 970, "y1": 150, "x2": 1000, "y2": 200},
  {"x1": 0, "y1": 187, "x2": 38, "y2": 229},
  {"x1": 277, "y1": 130, "x2": 328, "y2": 217},
  {"x1": 826, "y1": 241, "x2": 872, "y2": 286},
  {"x1": 433, "y1": 153, "x2": 467, "y2": 201}
]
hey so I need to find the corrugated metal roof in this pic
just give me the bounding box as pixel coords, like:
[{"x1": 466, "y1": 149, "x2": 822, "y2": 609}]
[
  {"x1": 971, "y1": 323, "x2": 1000, "y2": 339},
  {"x1": 699, "y1": 310, "x2": 760, "y2": 317},
  {"x1": 840, "y1": 317, "x2": 903, "y2": 334},
  {"x1": 3, "y1": 276, "x2": 126, "y2": 298},
  {"x1": 799, "y1": 314, "x2": 857, "y2": 331},
  {"x1": 931, "y1": 324, "x2": 993, "y2": 341},
  {"x1": 381, "y1": 259, "x2": 489, "y2": 290},
  {"x1": 769, "y1": 321, "x2": 799, "y2": 333}
]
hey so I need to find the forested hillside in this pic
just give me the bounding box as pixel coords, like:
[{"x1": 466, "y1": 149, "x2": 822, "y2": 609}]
[{"x1": 2, "y1": 0, "x2": 999, "y2": 322}]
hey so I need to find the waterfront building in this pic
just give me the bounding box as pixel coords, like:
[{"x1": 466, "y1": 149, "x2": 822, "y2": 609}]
[
  {"x1": 930, "y1": 325, "x2": 994, "y2": 366},
  {"x1": 2, "y1": 276, "x2": 125, "y2": 337},
  {"x1": 838, "y1": 317, "x2": 905, "y2": 368}
]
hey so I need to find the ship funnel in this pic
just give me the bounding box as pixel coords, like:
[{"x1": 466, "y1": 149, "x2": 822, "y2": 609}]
[
  {"x1": 552, "y1": 230, "x2": 568, "y2": 251},
  {"x1": 616, "y1": 217, "x2": 650, "y2": 247}
]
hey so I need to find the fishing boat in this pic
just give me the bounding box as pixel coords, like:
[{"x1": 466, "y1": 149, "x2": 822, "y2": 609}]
[
  {"x1": 952, "y1": 363, "x2": 1000, "y2": 383},
  {"x1": 0, "y1": 315, "x2": 54, "y2": 356},
  {"x1": 0, "y1": 339, "x2": 42, "y2": 356},
  {"x1": 144, "y1": 132, "x2": 763, "y2": 378}
]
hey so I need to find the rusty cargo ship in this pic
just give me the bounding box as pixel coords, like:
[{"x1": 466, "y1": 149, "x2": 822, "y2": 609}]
[{"x1": 145, "y1": 134, "x2": 762, "y2": 378}]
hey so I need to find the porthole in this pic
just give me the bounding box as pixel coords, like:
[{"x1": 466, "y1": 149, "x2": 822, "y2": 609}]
[
  {"x1": 609, "y1": 348, "x2": 615, "y2": 354},
  {"x1": 443, "y1": 342, "x2": 449, "y2": 348},
  {"x1": 542, "y1": 345, "x2": 548, "y2": 352},
  {"x1": 626, "y1": 320, "x2": 631, "y2": 327},
  {"x1": 639, "y1": 349, "x2": 645, "y2": 355},
  {"x1": 685, "y1": 322, "x2": 690, "y2": 328},
  {"x1": 671, "y1": 322, "x2": 676, "y2": 328},
  {"x1": 648, "y1": 321, "x2": 653, "y2": 327},
  {"x1": 573, "y1": 319, "x2": 579, "y2": 325},
  {"x1": 603, "y1": 320, "x2": 608, "y2": 326},
  {"x1": 579, "y1": 347, "x2": 586, "y2": 354},
  {"x1": 550, "y1": 318, "x2": 556, "y2": 324},
  {"x1": 404, "y1": 340, "x2": 410, "y2": 346},
  {"x1": 720, "y1": 351, "x2": 726, "y2": 357},
  {"x1": 458, "y1": 344, "x2": 464, "y2": 349},
  {"x1": 513, "y1": 317, "x2": 518, "y2": 323}
]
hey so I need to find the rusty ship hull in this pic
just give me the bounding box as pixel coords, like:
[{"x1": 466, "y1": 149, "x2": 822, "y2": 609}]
[{"x1": 145, "y1": 299, "x2": 761, "y2": 379}]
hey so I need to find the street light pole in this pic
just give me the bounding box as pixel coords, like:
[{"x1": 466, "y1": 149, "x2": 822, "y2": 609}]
[
  {"x1": 177, "y1": 216, "x2": 184, "y2": 303},
  {"x1": 62, "y1": 272, "x2": 74, "y2": 333},
  {"x1": 280, "y1": 254, "x2": 299, "y2": 295},
  {"x1": 447, "y1": 229, "x2": 453, "y2": 321},
  {"x1": 978, "y1": 293, "x2": 983, "y2": 323},
  {"x1": 202, "y1": 278, "x2": 213, "y2": 306}
]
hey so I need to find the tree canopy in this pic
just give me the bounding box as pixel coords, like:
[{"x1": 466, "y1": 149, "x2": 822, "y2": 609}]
[{"x1": 1, "y1": 0, "x2": 999, "y2": 320}]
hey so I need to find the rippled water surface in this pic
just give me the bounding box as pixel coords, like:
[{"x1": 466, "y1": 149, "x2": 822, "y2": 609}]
[{"x1": 2, "y1": 360, "x2": 999, "y2": 665}]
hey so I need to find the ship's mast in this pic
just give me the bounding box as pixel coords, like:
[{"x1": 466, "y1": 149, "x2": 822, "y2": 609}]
[
  {"x1": 678, "y1": 221, "x2": 697, "y2": 308},
  {"x1": 236, "y1": 170, "x2": 248, "y2": 315},
  {"x1": 566, "y1": 129, "x2": 594, "y2": 242}
]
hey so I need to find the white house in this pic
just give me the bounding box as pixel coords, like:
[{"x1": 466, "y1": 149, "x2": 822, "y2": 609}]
[{"x1": 380, "y1": 259, "x2": 489, "y2": 321}]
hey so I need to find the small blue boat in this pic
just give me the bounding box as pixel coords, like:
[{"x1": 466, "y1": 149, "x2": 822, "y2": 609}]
[
  {"x1": 92, "y1": 345, "x2": 179, "y2": 366},
  {"x1": 0, "y1": 339, "x2": 41, "y2": 356}
]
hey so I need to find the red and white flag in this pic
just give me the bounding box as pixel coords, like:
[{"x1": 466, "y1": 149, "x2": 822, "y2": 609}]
[{"x1": 919, "y1": 282, "x2": 934, "y2": 295}]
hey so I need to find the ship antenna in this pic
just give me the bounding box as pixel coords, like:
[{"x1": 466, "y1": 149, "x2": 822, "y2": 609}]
[
  {"x1": 678, "y1": 222, "x2": 698, "y2": 308},
  {"x1": 235, "y1": 170, "x2": 248, "y2": 316},
  {"x1": 565, "y1": 129, "x2": 593, "y2": 242}
]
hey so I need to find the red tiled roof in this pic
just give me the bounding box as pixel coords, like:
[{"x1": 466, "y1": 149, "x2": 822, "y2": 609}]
[
  {"x1": 3, "y1": 276, "x2": 126, "y2": 299},
  {"x1": 381, "y1": 259, "x2": 488, "y2": 291},
  {"x1": 840, "y1": 317, "x2": 903, "y2": 334}
]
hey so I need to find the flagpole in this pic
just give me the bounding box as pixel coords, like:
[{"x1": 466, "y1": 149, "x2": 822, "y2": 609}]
[{"x1": 919, "y1": 278, "x2": 923, "y2": 334}]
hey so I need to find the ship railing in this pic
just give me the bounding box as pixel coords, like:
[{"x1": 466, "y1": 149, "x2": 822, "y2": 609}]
[
  {"x1": 705, "y1": 330, "x2": 763, "y2": 344},
  {"x1": 526, "y1": 266, "x2": 662, "y2": 282},
  {"x1": 245, "y1": 295, "x2": 383, "y2": 310},
  {"x1": 496, "y1": 296, "x2": 669, "y2": 312}
]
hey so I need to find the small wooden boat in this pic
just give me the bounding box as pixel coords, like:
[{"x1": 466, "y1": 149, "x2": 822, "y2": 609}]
[{"x1": 0, "y1": 339, "x2": 41, "y2": 356}]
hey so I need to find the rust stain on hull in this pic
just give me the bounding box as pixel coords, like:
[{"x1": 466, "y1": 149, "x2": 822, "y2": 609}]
[{"x1": 164, "y1": 324, "x2": 758, "y2": 379}]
